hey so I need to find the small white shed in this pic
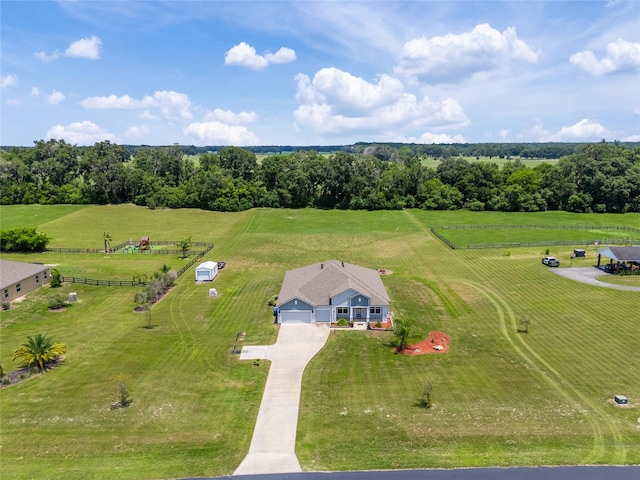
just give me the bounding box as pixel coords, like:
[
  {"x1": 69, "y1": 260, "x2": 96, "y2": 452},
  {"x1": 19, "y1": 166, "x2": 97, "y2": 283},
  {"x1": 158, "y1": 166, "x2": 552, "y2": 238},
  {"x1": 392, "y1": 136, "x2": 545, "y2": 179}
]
[{"x1": 195, "y1": 261, "x2": 218, "y2": 282}]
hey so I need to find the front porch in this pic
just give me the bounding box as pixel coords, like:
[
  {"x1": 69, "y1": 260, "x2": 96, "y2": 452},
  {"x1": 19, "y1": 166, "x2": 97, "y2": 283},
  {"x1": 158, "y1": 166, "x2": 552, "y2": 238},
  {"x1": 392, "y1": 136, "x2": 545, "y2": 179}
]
[{"x1": 330, "y1": 312, "x2": 394, "y2": 330}]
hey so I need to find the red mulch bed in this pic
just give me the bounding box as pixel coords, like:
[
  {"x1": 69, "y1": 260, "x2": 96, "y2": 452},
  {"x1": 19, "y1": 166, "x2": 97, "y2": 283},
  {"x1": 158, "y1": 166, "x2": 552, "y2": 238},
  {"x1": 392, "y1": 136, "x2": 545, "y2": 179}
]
[{"x1": 395, "y1": 331, "x2": 450, "y2": 355}]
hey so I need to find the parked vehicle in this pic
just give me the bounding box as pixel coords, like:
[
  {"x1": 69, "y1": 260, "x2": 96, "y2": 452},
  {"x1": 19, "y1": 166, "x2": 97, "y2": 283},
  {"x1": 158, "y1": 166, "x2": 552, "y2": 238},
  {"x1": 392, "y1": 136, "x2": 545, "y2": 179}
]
[
  {"x1": 217, "y1": 261, "x2": 226, "y2": 269},
  {"x1": 542, "y1": 256, "x2": 560, "y2": 267}
]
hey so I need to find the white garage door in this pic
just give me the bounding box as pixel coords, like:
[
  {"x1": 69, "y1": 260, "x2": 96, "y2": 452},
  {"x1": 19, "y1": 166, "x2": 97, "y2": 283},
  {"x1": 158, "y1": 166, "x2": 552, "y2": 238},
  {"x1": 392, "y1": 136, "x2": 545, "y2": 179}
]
[{"x1": 280, "y1": 310, "x2": 313, "y2": 323}]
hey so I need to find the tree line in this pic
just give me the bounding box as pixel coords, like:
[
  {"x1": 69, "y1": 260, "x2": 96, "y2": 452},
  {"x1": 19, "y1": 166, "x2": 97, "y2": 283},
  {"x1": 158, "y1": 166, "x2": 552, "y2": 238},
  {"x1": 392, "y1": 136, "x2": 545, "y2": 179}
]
[{"x1": 1, "y1": 139, "x2": 639, "y2": 213}]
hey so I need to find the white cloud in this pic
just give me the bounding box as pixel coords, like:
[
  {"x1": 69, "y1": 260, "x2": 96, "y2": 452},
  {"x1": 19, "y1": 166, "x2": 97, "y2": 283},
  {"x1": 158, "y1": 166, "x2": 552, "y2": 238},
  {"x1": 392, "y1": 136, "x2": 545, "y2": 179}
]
[
  {"x1": 125, "y1": 125, "x2": 149, "y2": 137},
  {"x1": 30, "y1": 87, "x2": 41, "y2": 97},
  {"x1": 65, "y1": 35, "x2": 102, "y2": 59},
  {"x1": 1, "y1": 74, "x2": 17, "y2": 88},
  {"x1": 540, "y1": 119, "x2": 609, "y2": 142},
  {"x1": 46, "y1": 120, "x2": 116, "y2": 145},
  {"x1": 80, "y1": 90, "x2": 192, "y2": 120},
  {"x1": 417, "y1": 132, "x2": 466, "y2": 144},
  {"x1": 293, "y1": 68, "x2": 470, "y2": 136},
  {"x1": 570, "y1": 39, "x2": 640, "y2": 75},
  {"x1": 138, "y1": 110, "x2": 159, "y2": 120},
  {"x1": 622, "y1": 134, "x2": 640, "y2": 141},
  {"x1": 47, "y1": 90, "x2": 66, "y2": 105},
  {"x1": 224, "y1": 42, "x2": 296, "y2": 70},
  {"x1": 6, "y1": 99, "x2": 21, "y2": 106},
  {"x1": 203, "y1": 108, "x2": 257, "y2": 124},
  {"x1": 183, "y1": 121, "x2": 259, "y2": 146},
  {"x1": 299, "y1": 68, "x2": 404, "y2": 114},
  {"x1": 36, "y1": 35, "x2": 102, "y2": 62},
  {"x1": 395, "y1": 23, "x2": 540, "y2": 83},
  {"x1": 498, "y1": 129, "x2": 509, "y2": 138},
  {"x1": 80, "y1": 94, "x2": 145, "y2": 109},
  {"x1": 152, "y1": 90, "x2": 193, "y2": 120},
  {"x1": 264, "y1": 47, "x2": 296, "y2": 64}
]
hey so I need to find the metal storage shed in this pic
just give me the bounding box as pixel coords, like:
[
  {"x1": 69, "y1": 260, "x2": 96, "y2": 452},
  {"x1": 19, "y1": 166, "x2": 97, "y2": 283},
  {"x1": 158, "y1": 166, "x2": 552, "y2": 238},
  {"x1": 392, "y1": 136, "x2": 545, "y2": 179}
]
[{"x1": 195, "y1": 261, "x2": 218, "y2": 282}]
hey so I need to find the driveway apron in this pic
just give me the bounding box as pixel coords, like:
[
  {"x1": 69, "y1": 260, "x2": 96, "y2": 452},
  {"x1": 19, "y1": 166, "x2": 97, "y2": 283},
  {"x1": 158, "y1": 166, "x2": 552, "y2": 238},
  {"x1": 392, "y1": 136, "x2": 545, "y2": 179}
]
[
  {"x1": 234, "y1": 323, "x2": 330, "y2": 475},
  {"x1": 552, "y1": 266, "x2": 640, "y2": 292}
]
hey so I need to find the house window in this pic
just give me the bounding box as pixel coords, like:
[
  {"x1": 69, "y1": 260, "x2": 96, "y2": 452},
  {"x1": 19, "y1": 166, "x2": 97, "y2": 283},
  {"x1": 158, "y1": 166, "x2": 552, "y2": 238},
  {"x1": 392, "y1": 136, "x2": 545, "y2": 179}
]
[
  {"x1": 16, "y1": 284, "x2": 21, "y2": 292},
  {"x1": 35, "y1": 275, "x2": 40, "y2": 283},
  {"x1": 336, "y1": 307, "x2": 349, "y2": 315},
  {"x1": 44, "y1": 271, "x2": 48, "y2": 279},
  {"x1": 370, "y1": 307, "x2": 381, "y2": 314},
  {"x1": 3, "y1": 289, "x2": 8, "y2": 299}
]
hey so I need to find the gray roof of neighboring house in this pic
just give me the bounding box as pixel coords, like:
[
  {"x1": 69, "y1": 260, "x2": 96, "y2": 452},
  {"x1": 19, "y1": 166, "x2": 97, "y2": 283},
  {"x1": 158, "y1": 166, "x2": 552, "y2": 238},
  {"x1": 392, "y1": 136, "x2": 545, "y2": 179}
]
[
  {"x1": 0, "y1": 260, "x2": 50, "y2": 290},
  {"x1": 278, "y1": 260, "x2": 390, "y2": 307},
  {"x1": 597, "y1": 246, "x2": 640, "y2": 262}
]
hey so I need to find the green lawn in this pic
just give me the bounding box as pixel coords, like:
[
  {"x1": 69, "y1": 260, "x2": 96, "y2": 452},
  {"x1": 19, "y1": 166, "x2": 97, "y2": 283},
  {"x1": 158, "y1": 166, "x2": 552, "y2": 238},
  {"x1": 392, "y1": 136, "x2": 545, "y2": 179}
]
[{"x1": 1, "y1": 205, "x2": 639, "y2": 479}]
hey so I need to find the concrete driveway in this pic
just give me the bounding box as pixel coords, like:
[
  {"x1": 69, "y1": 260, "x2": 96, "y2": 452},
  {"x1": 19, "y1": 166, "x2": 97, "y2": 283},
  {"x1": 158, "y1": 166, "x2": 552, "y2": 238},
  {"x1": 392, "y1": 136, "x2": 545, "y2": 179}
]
[
  {"x1": 552, "y1": 267, "x2": 640, "y2": 292},
  {"x1": 234, "y1": 323, "x2": 330, "y2": 476}
]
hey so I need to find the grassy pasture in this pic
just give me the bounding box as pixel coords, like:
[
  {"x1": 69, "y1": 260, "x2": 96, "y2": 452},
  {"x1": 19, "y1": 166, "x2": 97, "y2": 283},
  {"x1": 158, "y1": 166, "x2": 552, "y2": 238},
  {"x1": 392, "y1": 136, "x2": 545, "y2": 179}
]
[
  {"x1": 435, "y1": 225, "x2": 640, "y2": 249},
  {"x1": 1, "y1": 205, "x2": 639, "y2": 479},
  {"x1": 420, "y1": 156, "x2": 559, "y2": 170},
  {"x1": 0, "y1": 204, "x2": 87, "y2": 229}
]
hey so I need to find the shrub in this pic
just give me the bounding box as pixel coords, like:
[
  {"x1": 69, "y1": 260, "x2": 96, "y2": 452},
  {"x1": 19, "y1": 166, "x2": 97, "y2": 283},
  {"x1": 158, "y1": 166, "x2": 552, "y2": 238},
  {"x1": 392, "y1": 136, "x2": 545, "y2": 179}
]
[
  {"x1": 337, "y1": 318, "x2": 349, "y2": 327},
  {"x1": 2, "y1": 301, "x2": 10, "y2": 310},
  {"x1": 0, "y1": 227, "x2": 51, "y2": 252},
  {"x1": 47, "y1": 295, "x2": 67, "y2": 310},
  {"x1": 50, "y1": 268, "x2": 62, "y2": 288},
  {"x1": 134, "y1": 269, "x2": 178, "y2": 307}
]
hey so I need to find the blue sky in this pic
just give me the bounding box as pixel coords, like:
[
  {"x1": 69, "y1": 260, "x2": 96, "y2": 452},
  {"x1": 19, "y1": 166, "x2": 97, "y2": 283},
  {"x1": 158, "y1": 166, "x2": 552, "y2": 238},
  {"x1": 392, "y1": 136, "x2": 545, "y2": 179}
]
[{"x1": 1, "y1": 0, "x2": 639, "y2": 146}]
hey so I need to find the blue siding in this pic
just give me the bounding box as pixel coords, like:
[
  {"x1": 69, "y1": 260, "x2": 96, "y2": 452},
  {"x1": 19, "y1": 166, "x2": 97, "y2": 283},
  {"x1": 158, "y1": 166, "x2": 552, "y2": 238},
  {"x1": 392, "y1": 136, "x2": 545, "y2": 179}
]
[
  {"x1": 349, "y1": 294, "x2": 370, "y2": 307},
  {"x1": 279, "y1": 298, "x2": 313, "y2": 311}
]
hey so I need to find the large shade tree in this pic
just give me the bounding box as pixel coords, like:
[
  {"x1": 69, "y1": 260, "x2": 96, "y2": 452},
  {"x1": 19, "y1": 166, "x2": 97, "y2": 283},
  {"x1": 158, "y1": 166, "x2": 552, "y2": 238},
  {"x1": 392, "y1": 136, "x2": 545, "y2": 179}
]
[{"x1": 13, "y1": 334, "x2": 66, "y2": 372}]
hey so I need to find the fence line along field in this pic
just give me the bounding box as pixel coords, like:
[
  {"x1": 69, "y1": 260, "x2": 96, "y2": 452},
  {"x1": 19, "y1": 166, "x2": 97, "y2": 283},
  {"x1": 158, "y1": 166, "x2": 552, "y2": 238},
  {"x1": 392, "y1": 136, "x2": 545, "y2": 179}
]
[{"x1": 0, "y1": 205, "x2": 639, "y2": 479}]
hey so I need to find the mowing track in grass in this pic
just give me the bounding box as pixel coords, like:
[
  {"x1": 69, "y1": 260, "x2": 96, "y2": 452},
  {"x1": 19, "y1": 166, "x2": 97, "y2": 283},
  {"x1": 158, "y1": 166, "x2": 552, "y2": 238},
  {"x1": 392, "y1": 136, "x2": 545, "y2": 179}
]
[{"x1": 465, "y1": 281, "x2": 626, "y2": 465}]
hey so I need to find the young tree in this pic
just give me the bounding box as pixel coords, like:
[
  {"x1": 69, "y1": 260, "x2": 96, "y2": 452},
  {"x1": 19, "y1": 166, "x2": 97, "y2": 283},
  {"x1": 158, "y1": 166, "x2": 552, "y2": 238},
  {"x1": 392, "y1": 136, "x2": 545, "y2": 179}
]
[
  {"x1": 519, "y1": 314, "x2": 531, "y2": 334},
  {"x1": 178, "y1": 236, "x2": 192, "y2": 259},
  {"x1": 13, "y1": 333, "x2": 66, "y2": 372},
  {"x1": 419, "y1": 381, "x2": 433, "y2": 409},
  {"x1": 112, "y1": 374, "x2": 133, "y2": 409},
  {"x1": 394, "y1": 319, "x2": 412, "y2": 352}
]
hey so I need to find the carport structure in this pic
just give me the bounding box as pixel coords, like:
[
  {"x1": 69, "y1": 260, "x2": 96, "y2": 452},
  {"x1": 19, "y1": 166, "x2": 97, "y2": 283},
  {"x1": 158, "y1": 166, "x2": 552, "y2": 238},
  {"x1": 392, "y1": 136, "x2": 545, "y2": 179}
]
[{"x1": 596, "y1": 246, "x2": 640, "y2": 273}]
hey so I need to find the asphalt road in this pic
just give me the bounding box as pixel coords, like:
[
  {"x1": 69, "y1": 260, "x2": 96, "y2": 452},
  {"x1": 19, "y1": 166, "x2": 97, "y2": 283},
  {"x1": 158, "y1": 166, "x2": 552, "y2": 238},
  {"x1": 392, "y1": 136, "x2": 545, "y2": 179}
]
[{"x1": 186, "y1": 465, "x2": 640, "y2": 480}]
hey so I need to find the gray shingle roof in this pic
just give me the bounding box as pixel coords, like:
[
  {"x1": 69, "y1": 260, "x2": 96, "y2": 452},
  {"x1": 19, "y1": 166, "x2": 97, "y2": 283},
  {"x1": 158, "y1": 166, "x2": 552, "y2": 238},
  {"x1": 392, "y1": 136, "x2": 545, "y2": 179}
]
[
  {"x1": 597, "y1": 246, "x2": 640, "y2": 262},
  {"x1": 0, "y1": 260, "x2": 50, "y2": 290},
  {"x1": 278, "y1": 260, "x2": 390, "y2": 307}
]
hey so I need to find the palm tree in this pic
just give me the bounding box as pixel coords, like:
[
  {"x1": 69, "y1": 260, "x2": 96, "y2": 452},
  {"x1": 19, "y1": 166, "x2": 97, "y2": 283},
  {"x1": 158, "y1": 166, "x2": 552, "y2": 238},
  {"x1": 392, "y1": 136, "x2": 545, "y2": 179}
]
[
  {"x1": 103, "y1": 231, "x2": 113, "y2": 253},
  {"x1": 178, "y1": 236, "x2": 192, "y2": 259},
  {"x1": 393, "y1": 319, "x2": 412, "y2": 352},
  {"x1": 13, "y1": 334, "x2": 66, "y2": 372}
]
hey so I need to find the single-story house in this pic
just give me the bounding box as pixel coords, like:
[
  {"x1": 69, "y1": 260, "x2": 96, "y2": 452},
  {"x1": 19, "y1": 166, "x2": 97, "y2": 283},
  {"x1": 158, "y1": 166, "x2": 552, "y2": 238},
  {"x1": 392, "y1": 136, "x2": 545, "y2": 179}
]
[
  {"x1": 275, "y1": 259, "x2": 391, "y2": 325},
  {"x1": 596, "y1": 246, "x2": 640, "y2": 273},
  {"x1": 0, "y1": 260, "x2": 51, "y2": 303},
  {"x1": 195, "y1": 261, "x2": 219, "y2": 281}
]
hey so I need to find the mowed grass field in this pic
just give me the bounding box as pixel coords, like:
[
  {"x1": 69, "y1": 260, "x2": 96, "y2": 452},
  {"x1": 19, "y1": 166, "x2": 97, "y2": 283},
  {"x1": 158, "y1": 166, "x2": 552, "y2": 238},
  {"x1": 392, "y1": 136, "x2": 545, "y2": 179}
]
[{"x1": 1, "y1": 205, "x2": 639, "y2": 479}]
